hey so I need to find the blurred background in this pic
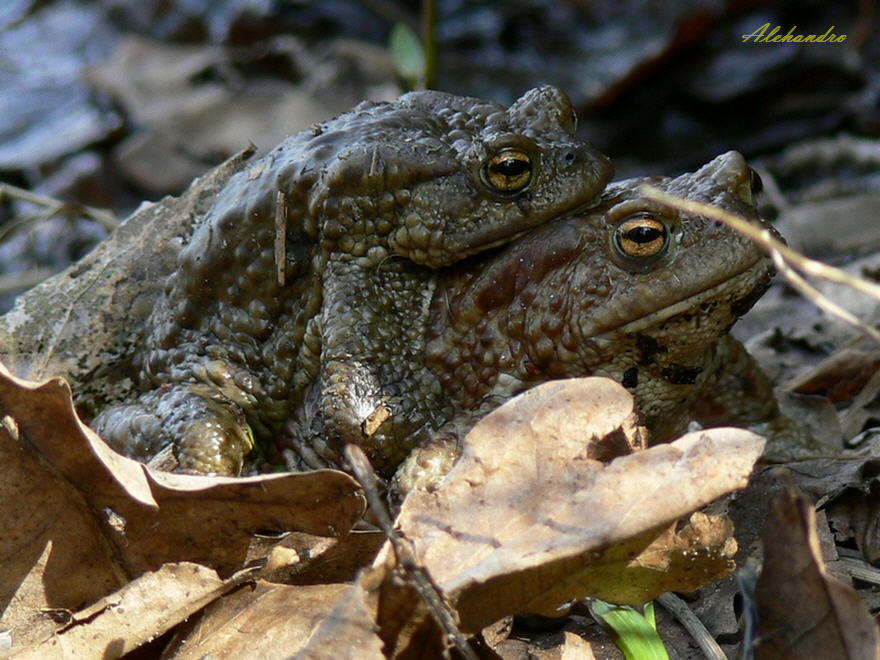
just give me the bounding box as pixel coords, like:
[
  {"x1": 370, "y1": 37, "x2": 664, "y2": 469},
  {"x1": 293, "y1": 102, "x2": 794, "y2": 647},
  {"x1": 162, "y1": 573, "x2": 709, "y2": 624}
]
[{"x1": 0, "y1": 0, "x2": 877, "y2": 311}]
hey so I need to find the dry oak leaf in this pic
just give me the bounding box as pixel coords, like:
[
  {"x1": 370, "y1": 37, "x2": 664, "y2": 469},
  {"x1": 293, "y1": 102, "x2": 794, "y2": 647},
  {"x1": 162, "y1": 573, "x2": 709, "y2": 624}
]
[
  {"x1": 9, "y1": 562, "x2": 241, "y2": 659},
  {"x1": 0, "y1": 363, "x2": 365, "y2": 654},
  {"x1": 0, "y1": 147, "x2": 255, "y2": 414},
  {"x1": 303, "y1": 377, "x2": 765, "y2": 657},
  {"x1": 159, "y1": 580, "x2": 353, "y2": 660},
  {"x1": 755, "y1": 484, "x2": 879, "y2": 660}
]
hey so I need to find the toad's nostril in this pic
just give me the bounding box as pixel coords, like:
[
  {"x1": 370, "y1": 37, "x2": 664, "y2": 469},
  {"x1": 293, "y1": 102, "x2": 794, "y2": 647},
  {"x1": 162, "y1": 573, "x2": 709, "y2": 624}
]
[{"x1": 749, "y1": 167, "x2": 763, "y2": 195}]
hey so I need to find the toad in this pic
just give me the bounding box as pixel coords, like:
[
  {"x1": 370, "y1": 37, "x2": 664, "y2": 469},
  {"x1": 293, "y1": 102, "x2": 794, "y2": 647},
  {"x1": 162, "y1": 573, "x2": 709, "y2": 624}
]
[
  {"x1": 279, "y1": 152, "x2": 797, "y2": 488},
  {"x1": 3, "y1": 86, "x2": 612, "y2": 475},
  {"x1": 428, "y1": 150, "x2": 778, "y2": 443}
]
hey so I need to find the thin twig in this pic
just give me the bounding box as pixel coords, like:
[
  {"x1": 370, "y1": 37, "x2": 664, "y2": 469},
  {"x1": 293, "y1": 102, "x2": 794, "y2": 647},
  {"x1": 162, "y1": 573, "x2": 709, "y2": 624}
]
[
  {"x1": 343, "y1": 444, "x2": 477, "y2": 660},
  {"x1": 640, "y1": 184, "x2": 880, "y2": 344},
  {"x1": 275, "y1": 190, "x2": 287, "y2": 287},
  {"x1": 0, "y1": 182, "x2": 119, "y2": 231},
  {"x1": 841, "y1": 556, "x2": 880, "y2": 586},
  {"x1": 656, "y1": 592, "x2": 726, "y2": 660},
  {"x1": 769, "y1": 251, "x2": 880, "y2": 343},
  {"x1": 839, "y1": 361, "x2": 880, "y2": 437},
  {"x1": 0, "y1": 212, "x2": 43, "y2": 242}
]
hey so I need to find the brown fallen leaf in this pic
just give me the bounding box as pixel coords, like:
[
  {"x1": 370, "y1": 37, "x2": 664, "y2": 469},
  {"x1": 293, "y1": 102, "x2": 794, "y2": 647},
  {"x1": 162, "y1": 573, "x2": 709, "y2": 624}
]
[
  {"x1": 12, "y1": 562, "x2": 240, "y2": 659},
  {"x1": 755, "y1": 483, "x2": 879, "y2": 659},
  {"x1": 787, "y1": 344, "x2": 880, "y2": 403},
  {"x1": 560, "y1": 631, "x2": 599, "y2": 659},
  {"x1": 298, "y1": 562, "x2": 388, "y2": 660},
  {"x1": 1, "y1": 396, "x2": 126, "y2": 649},
  {"x1": 612, "y1": 511, "x2": 737, "y2": 603},
  {"x1": 0, "y1": 364, "x2": 366, "y2": 653},
  {"x1": 0, "y1": 147, "x2": 253, "y2": 416},
  {"x1": 161, "y1": 580, "x2": 352, "y2": 660},
  {"x1": 408, "y1": 379, "x2": 759, "y2": 626},
  {"x1": 302, "y1": 377, "x2": 765, "y2": 657}
]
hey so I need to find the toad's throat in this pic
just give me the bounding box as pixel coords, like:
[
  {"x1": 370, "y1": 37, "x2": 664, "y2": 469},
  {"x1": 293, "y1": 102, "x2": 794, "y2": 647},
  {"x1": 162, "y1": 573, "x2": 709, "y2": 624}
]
[{"x1": 598, "y1": 257, "x2": 771, "y2": 338}]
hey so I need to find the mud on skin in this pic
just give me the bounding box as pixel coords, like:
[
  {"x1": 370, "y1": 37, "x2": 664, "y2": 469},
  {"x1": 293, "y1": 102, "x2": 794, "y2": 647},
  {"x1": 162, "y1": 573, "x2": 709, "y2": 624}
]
[{"x1": 89, "y1": 85, "x2": 613, "y2": 475}]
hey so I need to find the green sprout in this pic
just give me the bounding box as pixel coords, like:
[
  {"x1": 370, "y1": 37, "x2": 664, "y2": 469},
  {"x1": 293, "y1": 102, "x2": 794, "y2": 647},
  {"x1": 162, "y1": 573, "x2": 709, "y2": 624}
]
[{"x1": 589, "y1": 600, "x2": 669, "y2": 660}]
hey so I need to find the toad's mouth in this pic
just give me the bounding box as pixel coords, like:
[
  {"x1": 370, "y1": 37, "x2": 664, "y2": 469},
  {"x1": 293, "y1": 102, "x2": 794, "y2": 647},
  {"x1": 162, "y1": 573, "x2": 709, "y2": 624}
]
[
  {"x1": 455, "y1": 191, "x2": 603, "y2": 257},
  {"x1": 422, "y1": 228, "x2": 533, "y2": 266},
  {"x1": 598, "y1": 256, "x2": 773, "y2": 338},
  {"x1": 466, "y1": 228, "x2": 531, "y2": 253}
]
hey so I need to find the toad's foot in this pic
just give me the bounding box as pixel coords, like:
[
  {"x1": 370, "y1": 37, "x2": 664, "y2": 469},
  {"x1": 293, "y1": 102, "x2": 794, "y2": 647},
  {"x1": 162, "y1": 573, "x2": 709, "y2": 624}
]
[
  {"x1": 391, "y1": 430, "x2": 460, "y2": 500},
  {"x1": 389, "y1": 401, "x2": 496, "y2": 499},
  {"x1": 92, "y1": 383, "x2": 254, "y2": 475}
]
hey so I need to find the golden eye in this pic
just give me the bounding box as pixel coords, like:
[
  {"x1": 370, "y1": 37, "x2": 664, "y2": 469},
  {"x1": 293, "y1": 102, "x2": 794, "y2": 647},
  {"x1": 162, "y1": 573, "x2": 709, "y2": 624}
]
[
  {"x1": 483, "y1": 149, "x2": 533, "y2": 193},
  {"x1": 614, "y1": 216, "x2": 668, "y2": 258}
]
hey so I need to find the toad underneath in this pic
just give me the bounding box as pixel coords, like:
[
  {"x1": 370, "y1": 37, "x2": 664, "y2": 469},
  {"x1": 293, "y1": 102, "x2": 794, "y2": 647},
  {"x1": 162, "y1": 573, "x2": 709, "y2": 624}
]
[{"x1": 385, "y1": 151, "x2": 804, "y2": 490}]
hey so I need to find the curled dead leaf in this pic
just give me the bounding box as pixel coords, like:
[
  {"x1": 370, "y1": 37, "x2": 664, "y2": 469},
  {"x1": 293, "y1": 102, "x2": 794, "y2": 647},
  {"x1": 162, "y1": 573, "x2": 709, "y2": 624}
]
[
  {"x1": 0, "y1": 363, "x2": 366, "y2": 654},
  {"x1": 303, "y1": 377, "x2": 765, "y2": 656},
  {"x1": 755, "y1": 484, "x2": 879, "y2": 659},
  {"x1": 14, "y1": 563, "x2": 238, "y2": 659},
  {"x1": 163, "y1": 580, "x2": 353, "y2": 660}
]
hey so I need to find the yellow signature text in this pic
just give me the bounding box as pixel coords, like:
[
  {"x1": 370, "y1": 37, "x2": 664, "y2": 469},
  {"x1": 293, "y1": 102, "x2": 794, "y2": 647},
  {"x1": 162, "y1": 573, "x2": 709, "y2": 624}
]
[{"x1": 742, "y1": 23, "x2": 846, "y2": 43}]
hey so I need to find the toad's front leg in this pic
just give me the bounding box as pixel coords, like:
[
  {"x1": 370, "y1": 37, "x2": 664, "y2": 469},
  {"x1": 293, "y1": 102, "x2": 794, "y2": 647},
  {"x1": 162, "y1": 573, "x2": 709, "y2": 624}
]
[
  {"x1": 317, "y1": 255, "x2": 451, "y2": 476},
  {"x1": 693, "y1": 334, "x2": 829, "y2": 460}
]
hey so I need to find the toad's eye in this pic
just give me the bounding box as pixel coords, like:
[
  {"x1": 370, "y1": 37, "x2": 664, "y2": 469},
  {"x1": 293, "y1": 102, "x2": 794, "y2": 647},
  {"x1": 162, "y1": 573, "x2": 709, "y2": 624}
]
[
  {"x1": 748, "y1": 167, "x2": 763, "y2": 195},
  {"x1": 483, "y1": 149, "x2": 533, "y2": 193},
  {"x1": 614, "y1": 215, "x2": 668, "y2": 259}
]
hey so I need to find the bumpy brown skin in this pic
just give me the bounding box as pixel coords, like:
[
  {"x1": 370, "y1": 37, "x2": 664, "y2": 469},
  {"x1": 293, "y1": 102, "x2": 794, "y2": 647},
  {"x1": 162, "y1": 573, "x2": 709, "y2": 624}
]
[
  {"x1": 393, "y1": 151, "x2": 788, "y2": 491},
  {"x1": 92, "y1": 86, "x2": 613, "y2": 475}
]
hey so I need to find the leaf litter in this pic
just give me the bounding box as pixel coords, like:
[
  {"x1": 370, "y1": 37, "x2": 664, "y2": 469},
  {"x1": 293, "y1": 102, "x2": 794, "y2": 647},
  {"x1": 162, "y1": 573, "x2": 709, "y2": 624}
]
[
  {"x1": 300, "y1": 378, "x2": 764, "y2": 657},
  {"x1": 754, "y1": 482, "x2": 878, "y2": 659},
  {"x1": 0, "y1": 363, "x2": 365, "y2": 655},
  {"x1": 1, "y1": 367, "x2": 769, "y2": 657}
]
